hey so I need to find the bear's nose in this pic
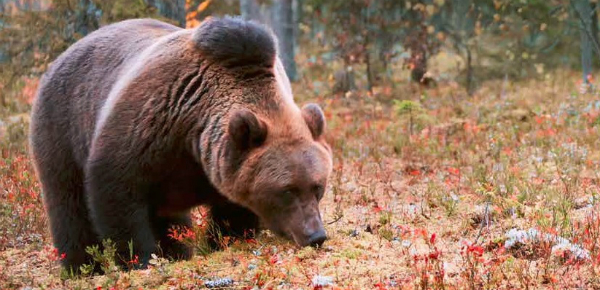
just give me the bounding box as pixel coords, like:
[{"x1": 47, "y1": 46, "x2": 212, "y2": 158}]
[{"x1": 307, "y1": 229, "x2": 327, "y2": 248}]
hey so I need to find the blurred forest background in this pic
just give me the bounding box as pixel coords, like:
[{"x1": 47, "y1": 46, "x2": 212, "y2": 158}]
[
  {"x1": 1, "y1": 0, "x2": 598, "y2": 115},
  {"x1": 6, "y1": 1, "x2": 600, "y2": 288}
]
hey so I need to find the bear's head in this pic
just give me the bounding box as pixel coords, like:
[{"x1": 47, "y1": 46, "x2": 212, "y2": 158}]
[
  {"x1": 193, "y1": 16, "x2": 333, "y2": 247},
  {"x1": 226, "y1": 102, "x2": 332, "y2": 247}
]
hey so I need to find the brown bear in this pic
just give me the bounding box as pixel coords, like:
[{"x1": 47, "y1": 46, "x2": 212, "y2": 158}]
[{"x1": 29, "y1": 16, "x2": 332, "y2": 273}]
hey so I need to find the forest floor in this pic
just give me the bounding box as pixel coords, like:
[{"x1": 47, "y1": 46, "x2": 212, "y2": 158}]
[{"x1": 2, "y1": 69, "x2": 600, "y2": 289}]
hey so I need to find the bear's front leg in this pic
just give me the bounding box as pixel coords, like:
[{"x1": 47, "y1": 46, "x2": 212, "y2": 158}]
[
  {"x1": 85, "y1": 157, "x2": 158, "y2": 269},
  {"x1": 208, "y1": 200, "x2": 260, "y2": 249}
]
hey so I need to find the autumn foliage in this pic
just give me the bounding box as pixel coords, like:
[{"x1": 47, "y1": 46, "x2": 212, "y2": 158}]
[{"x1": 3, "y1": 0, "x2": 600, "y2": 289}]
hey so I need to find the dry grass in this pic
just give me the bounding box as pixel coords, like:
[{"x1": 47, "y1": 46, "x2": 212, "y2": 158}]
[{"x1": 2, "y1": 69, "x2": 600, "y2": 289}]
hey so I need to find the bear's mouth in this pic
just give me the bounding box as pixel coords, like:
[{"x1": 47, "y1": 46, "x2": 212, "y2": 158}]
[
  {"x1": 274, "y1": 219, "x2": 327, "y2": 248},
  {"x1": 269, "y1": 225, "x2": 293, "y2": 241},
  {"x1": 288, "y1": 228, "x2": 328, "y2": 248},
  {"x1": 259, "y1": 206, "x2": 327, "y2": 247},
  {"x1": 260, "y1": 219, "x2": 293, "y2": 240},
  {"x1": 288, "y1": 230, "x2": 305, "y2": 247}
]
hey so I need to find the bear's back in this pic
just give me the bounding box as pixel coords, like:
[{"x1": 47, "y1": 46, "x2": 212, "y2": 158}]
[{"x1": 31, "y1": 19, "x2": 182, "y2": 165}]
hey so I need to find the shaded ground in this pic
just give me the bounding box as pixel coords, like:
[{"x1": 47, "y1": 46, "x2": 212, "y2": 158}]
[{"x1": 2, "y1": 70, "x2": 600, "y2": 289}]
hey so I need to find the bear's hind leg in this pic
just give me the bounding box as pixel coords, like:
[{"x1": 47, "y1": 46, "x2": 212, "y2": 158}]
[
  {"x1": 152, "y1": 213, "x2": 194, "y2": 261},
  {"x1": 208, "y1": 201, "x2": 260, "y2": 249}
]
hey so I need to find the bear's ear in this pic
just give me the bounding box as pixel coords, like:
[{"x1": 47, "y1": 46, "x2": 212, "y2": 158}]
[
  {"x1": 228, "y1": 109, "x2": 268, "y2": 150},
  {"x1": 301, "y1": 103, "x2": 326, "y2": 139}
]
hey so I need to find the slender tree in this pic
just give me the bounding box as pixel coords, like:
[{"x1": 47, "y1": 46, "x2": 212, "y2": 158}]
[
  {"x1": 146, "y1": 0, "x2": 186, "y2": 27},
  {"x1": 241, "y1": 0, "x2": 298, "y2": 81},
  {"x1": 75, "y1": 0, "x2": 100, "y2": 36},
  {"x1": 240, "y1": 0, "x2": 260, "y2": 21},
  {"x1": 272, "y1": 0, "x2": 298, "y2": 81},
  {"x1": 574, "y1": 0, "x2": 594, "y2": 85},
  {"x1": 592, "y1": 1, "x2": 599, "y2": 47}
]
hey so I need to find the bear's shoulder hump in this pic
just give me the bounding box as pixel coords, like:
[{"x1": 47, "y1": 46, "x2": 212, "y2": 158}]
[{"x1": 192, "y1": 16, "x2": 276, "y2": 68}]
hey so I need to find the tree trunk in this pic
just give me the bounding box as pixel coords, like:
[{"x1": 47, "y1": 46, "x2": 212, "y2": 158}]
[
  {"x1": 575, "y1": 0, "x2": 593, "y2": 84},
  {"x1": 466, "y1": 46, "x2": 473, "y2": 95},
  {"x1": 146, "y1": 0, "x2": 186, "y2": 27},
  {"x1": 271, "y1": 0, "x2": 298, "y2": 81},
  {"x1": 365, "y1": 34, "x2": 374, "y2": 93},
  {"x1": 292, "y1": 0, "x2": 301, "y2": 55},
  {"x1": 0, "y1": 0, "x2": 6, "y2": 65},
  {"x1": 75, "y1": 0, "x2": 100, "y2": 36},
  {"x1": 240, "y1": 0, "x2": 261, "y2": 21},
  {"x1": 592, "y1": 1, "x2": 599, "y2": 48},
  {"x1": 332, "y1": 67, "x2": 356, "y2": 94}
]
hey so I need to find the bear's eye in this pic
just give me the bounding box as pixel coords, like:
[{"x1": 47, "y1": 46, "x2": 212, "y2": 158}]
[
  {"x1": 280, "y1": 190, "x2": 295, "y2": 205},
  {"x1": 312, "y1": 185, "x2": 325, "y2": 201}
]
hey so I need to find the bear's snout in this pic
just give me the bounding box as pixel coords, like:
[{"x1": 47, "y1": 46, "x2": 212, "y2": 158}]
[
  {"x1": 292, "y1": 213, "x2": 327, "y2": 248},
  {"x1": 306, "y1": 228, "x2": 327, "y2": 247}
]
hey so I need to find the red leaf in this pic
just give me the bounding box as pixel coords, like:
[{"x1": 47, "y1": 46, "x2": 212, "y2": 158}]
[
  {"x1": 447, "y1": 167, "x2": 460, "y2": 175},
  {"x1": 409, "y1": 169, "x2": 421, "y2": 176},
  {"x1": 373, "y1": 204, "x2": 383, "y2": 213},
  {"x1": 428, "y1": 250, "x2": 440, "y2": 260}
]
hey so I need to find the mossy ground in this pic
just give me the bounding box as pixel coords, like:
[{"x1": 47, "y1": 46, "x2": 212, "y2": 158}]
[{"x1": 2, "y1": 69, "x2": 600, "y2": 289}]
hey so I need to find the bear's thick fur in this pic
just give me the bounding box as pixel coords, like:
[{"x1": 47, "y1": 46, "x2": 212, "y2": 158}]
[{"x1": 29, "y1": 16, "x2": 332, "y2": 272}]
